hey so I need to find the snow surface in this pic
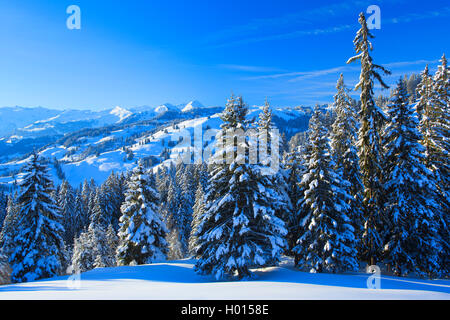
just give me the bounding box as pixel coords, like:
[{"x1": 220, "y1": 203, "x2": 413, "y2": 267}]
[{"x1": 0, "y1": 258, "x2": 448, "y2": 300}]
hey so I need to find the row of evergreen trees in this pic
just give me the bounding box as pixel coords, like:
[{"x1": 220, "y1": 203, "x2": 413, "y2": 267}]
[
  {"x1": 0, "y1": 12, "x2": 447, "y2": 283},
  {"x1": 0, "y1": 152, "x2": 210, "y2": 282},
  {"x1": 193, "y1": 13, "x2": 448, "y2": 279}
]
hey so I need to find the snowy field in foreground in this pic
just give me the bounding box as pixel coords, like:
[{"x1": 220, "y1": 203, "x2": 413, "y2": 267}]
[{"x1": 0, "y1": 258, "x2": 449, "y2": 300}]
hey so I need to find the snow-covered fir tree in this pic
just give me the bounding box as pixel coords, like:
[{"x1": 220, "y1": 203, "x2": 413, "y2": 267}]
[
  {"x1": 193, "y1": 162, "x2": 209, "y2": 190},
  {"x1": 330, "y1": 74, "x2": 364, "y2": 257},
  {"x1": 71, "y1": 184, "x2": 118, "y2": 272},
  {"x1": 164, "y1": 176, "x2": 187, "y2": 259},
  {"x1": 195, "y1": 95, "x2": 287, "y2": 280},
  {"x1": 105, "y1": 224, "x2": 118, "y2": 264},
  {"x1": 81, "y1": 179, "x2": 92, "y2": 213},
  {"x1": 405, "y1": 73, "x2": 422, "y2": 104},
  {"x1": 156, "y1": 164, "x2": 174, "y2": 205},
  {"x1": 382, "y1": 78, "x2": 441, "y2": 278},
  {"x1": 415, "y1": 65, "x2": 434, "y2": 123},
  {"x1": 58, "y1": 180, "x2": 78, "y2": 244},
  {"x1": 73, "y1": 191, "x2": 89, "y2": 235},
  {"x1": 430, "y1": 54, "x2": 450, "y2": 194},
  {"x1": 173, "y1": 161, "x2": 196, "y2": 257},
  {"x1": 347, "y1": 12, "x2": 391, "y2": 265},
  {"x1": 93, "y1": 223, "x2": 118, "y2": 268},
  {"x1": 283, "y1": 145, "x2": 306, "y2": 258},
  {"x1": 293, "y1": 107, "x2": 358, "y2": 273},
  {"x1": 117, "y1": 162, "x2": 168, "y2": 265},
  {"x1": 84, "y1": 178, "x2": 98, "y2": 221},
  {"x1": 0, "y1": 253, "x2": 11, "y2": 285},
  {"x1": 415, "y1": 58, "x2": 450, "y2": 276},
  {"x1": 160, "y1": 161, "x2": 198, "y2": 260},
  {"x1": 100, "y1": 172, "x2": 126, "y2": 230},
  {"x1": 0, "y1": 193, "x2": 19, "y2": 256},
  {"x1": 188, "y1": 183, "x2": 205, "y2": 257},
  {"x1": 430, "y1": 55, "x2": 449, "y2": 275},
  {"x1": 71, "y1": 225, "x2": 97, "y2": 272},
  {"x1": 256, "y1": 100, "x2": 291, "y2": 256},
  {"x1": 90, "y1": 189, "x2": 110, "y2": 228},
  {"x1": 71, "y1": 222, "x2": 118, "y2": 272},
  {"x1": 417, "y1": 58, "x2": 449, "y2": 195},
  {"x1": 0, "y1": 192, "x2": 7, "y2": 231},
  {"x1": 9, "y1": 154, "x2": 65, "y2": 283}
]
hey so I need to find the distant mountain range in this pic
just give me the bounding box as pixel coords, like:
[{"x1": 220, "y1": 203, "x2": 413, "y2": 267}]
[{"x1": 0, "y1": 101, "x2": 323, "y2": 188}]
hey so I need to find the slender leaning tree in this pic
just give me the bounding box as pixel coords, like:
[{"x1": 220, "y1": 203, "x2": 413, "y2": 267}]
[{"x1": 347, "y1": 12, "x2": 391, "y2": 266}]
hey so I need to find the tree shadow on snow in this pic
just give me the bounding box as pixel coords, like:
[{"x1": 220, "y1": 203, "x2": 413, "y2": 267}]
[
  {"x1": 252, "y1": 264, "x2": 450, "y2": 295},
  {"x1": 77, "y1": 260, "x2": 206, "y2": 284}
]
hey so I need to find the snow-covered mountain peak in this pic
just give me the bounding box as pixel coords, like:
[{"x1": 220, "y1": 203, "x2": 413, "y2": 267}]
[
  {"x1": 181, "y1": 100, "x2": 205, "y2": 112},
  {"x1": 110, "y1": 106, "x2": 132, "y2": 121},
  {"x1": 155, "y1": 103, "x2": 179, "y2": 114}
]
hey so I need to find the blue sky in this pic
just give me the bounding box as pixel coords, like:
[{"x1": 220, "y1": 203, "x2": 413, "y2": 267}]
[{"x1": 0, "y1": 0, "x2": 448, "y2": 110}]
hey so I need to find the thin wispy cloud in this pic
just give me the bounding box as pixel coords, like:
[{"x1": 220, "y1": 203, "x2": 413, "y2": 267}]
[
  {"x1": 205, "y1": 0, "x2": 384, "y2": 43},
  {"x1": 217, "y1": 64, "x2": 286, "y2": 73},
  {"x1": 238, "y1": 57, "x2": 440, "y2": 105},
  {"x1": 288, "y1": 66, "x2": 353, "y2": 82},
  {"x1": 206, "y1": 1, "x2": 447, "y2": 49},
  {"x1": 383, "y1": 59, "x2": 440, "y2": 68},
  {"x1": 242, "y1": 58, "x2": 440, "y2": 83},
  {"x1": 386, "y1": 6, "x2": 450, "y2": 24},
  {"x1": 210, "y1": 24, "x2": 353, "y2": 49},
  {"x1": 242, "y1": 65, "x2": 357, "y2": 81}
]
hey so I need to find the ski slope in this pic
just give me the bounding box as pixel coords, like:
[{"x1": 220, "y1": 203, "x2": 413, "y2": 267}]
[{"x1": 0, "y1": 258, "x2": 448, "y2": 300}]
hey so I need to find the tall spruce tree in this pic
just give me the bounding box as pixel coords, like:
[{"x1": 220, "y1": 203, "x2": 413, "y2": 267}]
[
  {"x1": 431, "y1": 55, "x2": 450, "y2": 189},
  {"x1": 294, "y1": 107, "x2": 358, "y2": 273},
  {"x1": 382, "y1": 78, "x2": 441, "y2": 277},
  {"x1": 256, "y1": 100, "x2": 291, "y2": 260},
  {"x1": 416, "y1": 58, "x2": 450, "y2": 276},
  {"x1": 117, "y1": 162, "x2": 168, "y2": 265},
  {"x1": 431, "y1": 55, "x2": 450, "y2": 275},
  {"x1": 347, "y1": 12, "x2": 391, "y2": 265},
  {"x1": 330, "y1": 74, "x2": 364, "y2": 256},
  {"x1": 195, "y1": 95, "x2": 287, "y2": 280},
  {"x1": 9, "y1": 154, "x2": 65, "y2": 283}
]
